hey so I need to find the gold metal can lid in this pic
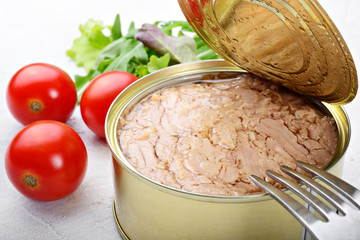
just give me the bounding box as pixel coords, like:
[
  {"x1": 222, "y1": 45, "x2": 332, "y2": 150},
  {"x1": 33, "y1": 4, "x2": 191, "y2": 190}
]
[{"x1": 178, "y1": 0, "x2": 358, "y2": 105}]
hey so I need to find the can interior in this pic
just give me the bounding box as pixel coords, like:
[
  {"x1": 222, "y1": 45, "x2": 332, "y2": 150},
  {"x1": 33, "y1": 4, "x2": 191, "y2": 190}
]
[{"x1": 106, "y1": 60, "x2": 350, "y2": 203}]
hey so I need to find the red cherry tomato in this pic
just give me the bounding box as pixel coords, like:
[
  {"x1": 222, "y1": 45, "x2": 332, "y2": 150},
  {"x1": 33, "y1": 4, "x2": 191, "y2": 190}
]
[
  {"x1": 80, "y1": 71, "x2": 138, "y2": 138},
  {"x1": 5, "y1": 120, "x2": 87, "y2": 201},
  {"x1": 6, "y1": 63, "x2": 77, "y2": 125}
]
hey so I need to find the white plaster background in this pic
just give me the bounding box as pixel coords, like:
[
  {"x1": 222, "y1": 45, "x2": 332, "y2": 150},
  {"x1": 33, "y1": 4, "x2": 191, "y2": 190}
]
[{"x1": 0, "y1": 0, "x2": 359, "y2": 239}]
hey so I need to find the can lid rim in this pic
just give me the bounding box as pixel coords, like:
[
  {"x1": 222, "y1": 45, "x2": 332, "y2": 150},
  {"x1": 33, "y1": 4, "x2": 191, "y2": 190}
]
[{"x1": 178, "y1": 0, "x2": 358, "y2": 105}]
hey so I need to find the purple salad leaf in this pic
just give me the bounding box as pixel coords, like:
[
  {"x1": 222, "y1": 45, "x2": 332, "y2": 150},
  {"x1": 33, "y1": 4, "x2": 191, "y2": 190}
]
[{"x1": 135, "y1": 24, "x2": 199, "y2": 63}]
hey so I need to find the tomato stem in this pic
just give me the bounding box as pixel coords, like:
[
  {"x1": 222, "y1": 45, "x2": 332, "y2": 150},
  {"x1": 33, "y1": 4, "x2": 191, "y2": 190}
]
[
  {"x1": 23, "y1": 174, "x2": 38, "y2": 189},
  {"x1": 30, "y1": 101, "x2": 42, "y2": 113}
]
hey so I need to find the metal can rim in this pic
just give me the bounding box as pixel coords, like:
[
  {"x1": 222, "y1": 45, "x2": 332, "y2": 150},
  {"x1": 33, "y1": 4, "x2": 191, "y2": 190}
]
[{"x1": 105, "y1": 59, "x2": 350, "y2": 203}]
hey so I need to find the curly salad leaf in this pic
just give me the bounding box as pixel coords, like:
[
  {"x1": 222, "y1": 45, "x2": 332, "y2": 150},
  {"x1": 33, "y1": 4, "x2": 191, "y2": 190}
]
[{"x1": 67, "y1": 14, "x2": 220, "y2": 99}]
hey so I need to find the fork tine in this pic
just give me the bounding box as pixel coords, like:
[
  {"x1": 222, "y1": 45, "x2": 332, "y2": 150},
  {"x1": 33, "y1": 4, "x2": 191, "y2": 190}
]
[
  {"x1": 250, "y1": 175, "x2": 321, "y2": 234},
  {"x1": 296, "y1": 161, "x2": 360, "y2": 209},
  {"x1": 265, "y1": 170, "x2": 332, "y2": 221},
  {"x1": 280, "y1": 165, "x2": 346, "y2": 215}
]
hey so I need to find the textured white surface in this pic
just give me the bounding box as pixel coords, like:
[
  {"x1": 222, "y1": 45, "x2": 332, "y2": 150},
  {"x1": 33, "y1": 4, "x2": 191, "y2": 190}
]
[{"x1": 0, "y1": 0, "x2": 359, "y2": 239}]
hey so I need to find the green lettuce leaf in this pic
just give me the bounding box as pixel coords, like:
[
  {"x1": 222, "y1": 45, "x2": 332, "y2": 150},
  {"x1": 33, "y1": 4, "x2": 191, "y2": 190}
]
[
  {"x1": 154, "y1": 21, "x2": 194, "y2": 36},
  {"x1": 93, "y1": 37, "x2": 125, "y2": 69},
  {"x1": 147, "y1": 53, "x2": 171, "y2": 73},
  {"x1": 104, "y1": 39, "x2": 148, "y2": 72},
  {"x1": 135, "y1": 65, "x2": 149, "y2": 78},
  {"x1": 111, "y1": 14, "x2": 122, "y2": 41},
  {"x1": 194, "y1": 35, "x2": 220, "y2": 60},
  {"x1": 66, "y1": 19, "x2": 112, "y2": 71},
  {"x1": 68, "y1": 15, "x2": 221, "y2": 102}
]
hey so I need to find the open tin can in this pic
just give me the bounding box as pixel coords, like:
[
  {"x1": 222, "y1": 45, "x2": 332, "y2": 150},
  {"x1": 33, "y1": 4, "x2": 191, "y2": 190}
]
[
  {"x1": 106, "y1": 1, "x2": 357, "y2": 239},
  {"x1": 107, "y1": 60, "x2": 351, "y2": 240}
]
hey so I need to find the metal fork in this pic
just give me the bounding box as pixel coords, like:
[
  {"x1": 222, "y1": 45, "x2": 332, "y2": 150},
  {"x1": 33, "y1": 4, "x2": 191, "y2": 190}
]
[{"x1": 250, "y1": 161, "x2": 360, "y2": 240}]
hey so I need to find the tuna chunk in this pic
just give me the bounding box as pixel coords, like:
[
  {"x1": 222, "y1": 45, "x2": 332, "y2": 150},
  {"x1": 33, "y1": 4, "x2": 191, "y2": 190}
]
[{"x1": 118, "y1": 73, "x2": 338, "y2": 196}]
